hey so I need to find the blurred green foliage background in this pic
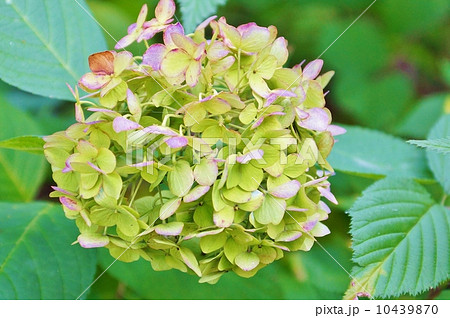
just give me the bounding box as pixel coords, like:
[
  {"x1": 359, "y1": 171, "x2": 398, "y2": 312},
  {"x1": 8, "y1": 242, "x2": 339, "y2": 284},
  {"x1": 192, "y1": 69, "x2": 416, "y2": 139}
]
[{"x1": 0, "y1": 0, "x2": 448, "y2": 299}]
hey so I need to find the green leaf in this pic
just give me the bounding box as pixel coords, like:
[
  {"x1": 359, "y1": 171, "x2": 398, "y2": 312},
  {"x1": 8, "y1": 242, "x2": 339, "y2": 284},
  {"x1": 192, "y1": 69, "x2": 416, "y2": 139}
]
[
  {"x1": 426, "y1": 114, "x2": 450, "y2": 194},
  {"x1": 0, "y1": 202, "x2": 97, "y2": 299},
  {"x1": 345, "y1": 178, "x2": 449, "y2": 299},
  {"x1": 0, "y1": 0, "x2": 107, "y2": 101},
  {"x1": 328, "y1": 125, "x2": 432, "y2": 181},
  {"x1": 0, "y1": 135, "x2": 44, "y2": 154},
  {"x1": 0, "y1": 99, "x2": 46, "y2": 202},
  {"x1": 396, "y1": 94, "x2": 448, "y2": 139},
  {"x1": 408, "y1": 137, "x2": 450, "y2": 154},
  {"x1": 376, "y1": 0, "x2": 448, "y2": 36},
  {"x1": 289, "y1": 235, "x2": 352, "y2": 296},
  {"x1": 97, "y1": 244, "x2": 346, "y2": 299},
  {"x1": 178, "y1": 0, "x2": 227, "y2": 34}
]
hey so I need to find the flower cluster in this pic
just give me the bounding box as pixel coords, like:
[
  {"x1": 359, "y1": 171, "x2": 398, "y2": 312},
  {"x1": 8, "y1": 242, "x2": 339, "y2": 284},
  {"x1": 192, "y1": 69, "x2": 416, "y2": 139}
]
[{"x1": 44, "y1": 0, "x2": 345, "y2": 283}]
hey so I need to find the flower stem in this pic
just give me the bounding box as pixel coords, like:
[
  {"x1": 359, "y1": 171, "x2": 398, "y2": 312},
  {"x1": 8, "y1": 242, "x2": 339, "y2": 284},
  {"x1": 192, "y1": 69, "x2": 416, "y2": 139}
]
[
  {"x1": 235, "y1": 48, "x2": 241, "y2": 93},
  {"x1": 129, "y1": 178, "x2": 143, "y2": 207},
  {"x1": 227, "y1": 123, "x2": 245, "y2": 131}
]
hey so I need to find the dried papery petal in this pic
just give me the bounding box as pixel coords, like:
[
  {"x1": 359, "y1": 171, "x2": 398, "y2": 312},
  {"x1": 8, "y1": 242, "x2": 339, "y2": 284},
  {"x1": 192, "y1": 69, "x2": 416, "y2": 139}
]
[{"x1": 88, "y1": 51, "x2": 115, "y2": 74}]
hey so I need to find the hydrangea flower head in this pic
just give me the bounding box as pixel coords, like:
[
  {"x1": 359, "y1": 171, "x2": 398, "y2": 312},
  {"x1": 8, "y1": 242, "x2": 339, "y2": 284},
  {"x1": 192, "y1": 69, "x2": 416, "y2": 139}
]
[{"x1": 45, "y1": 0, "x2": 345, "y2": 283}]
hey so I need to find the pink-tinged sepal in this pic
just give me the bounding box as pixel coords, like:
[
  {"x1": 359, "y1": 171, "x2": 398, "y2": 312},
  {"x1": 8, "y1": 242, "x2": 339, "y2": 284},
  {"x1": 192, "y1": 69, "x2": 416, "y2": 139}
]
[
  {"x1": 276, "y1": 231, "x2": 302, "y2": 242},
  {"x1": 296, "y1": 107, "x2": 331, "y2": 131},
  {"x1": 270, "y1": 180, "x2": 301, "y2": 199},
  {"x1": 236, "y1": 149, "x2": 264, "y2": 163},
  {"x1": 78, "y1": 72, "x2": 110, "y2": 91},
  {"x1": 327, "y1": 124, "x2": 346, "y2": 136},
  {"x1": 52, "y1": 186, "x2": 77, "y2": 196},
  {"x1": 270, "y1": 37, "x2": 288, "y2": 66},
  {"x1": 318, "y1": 184, "x2": 338, "y2": 205},
  {"x1": 143, "y1": 44, "x2": 167, "y2": 70},
  {"x1": 155, "y1": 0, "x2": 176, "y2": 24},
  {"x1": 155, "y1": 222, "x2": 184, "y2": 236},
  {"x1": 78, "y1": 233, "x2": 109, "y2": 248},
  {"x1": 87, "y1": 162, "x2": 106, "y2": 175},
  {"x1": 207, "y1": 41, "x2": 229, "y2": 61},
  {"x1": 112, "y1": 116, "x2": 142, "y2": 132},
  {"x1": 165, "y1": 136, "x2": 188, "y2": 148},
  {"x1": 115, "y1": 34, "x2": 135, "y2": 50},
  {"x1": 163, "y1": 23, "x2": 185, "y2": 48},
  {"x1": 127, "y1": 22, "x2": 138, "y2": 34},
  {"x1": 130, "y1": 161, "x2": 154, "y2": 168},
  {"x1": 310, "y1": 222, "x2": 331, "y2": 237},
  {"x1": 302, "y1": 219, "x2": 318, "y2": 232},
  {"x1": 183, "y1": 185, "x2": 211, "y2": 203},
  {"x1": 196, "y1": 15, "x2": 217, "y2": 31},
  {"x1": 143, "y1": 125, "x2": 178, "y2": 136},
  {"x1": 62, "y1": 159, "x2": 73, "y2": 173},
  {"x1": 302, "y1": 59, "x2": 323, "y2": 80},
  {"x1": 264, "y1": 89, "x2": 296, "y2": 107},
  {"x1": 60, "y1": 196, "x2": 81, "y2": 211},
  {"x1": 319, "y1": 201, "x2": 331, "y2": 214},
  {"x1": 136, "y1": 4, "x2": 148, "y2": 27}
]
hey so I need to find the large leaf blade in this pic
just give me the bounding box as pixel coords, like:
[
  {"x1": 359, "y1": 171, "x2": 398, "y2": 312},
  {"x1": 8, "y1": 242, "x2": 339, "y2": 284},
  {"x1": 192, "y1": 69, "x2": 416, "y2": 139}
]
[
  {"x1": 328, "y1": 126, "x2": 432, "y2": 181},
  {"x1": 0, "y1": 0, "x2": 106, "y2": 101},
  {"x1": 0, "y1": 202, "x2": 97, "y2": 299},
  {"x1": 396, "y1": 94, "x2": 447, "y2": 139},
  {"x1": 179, "y1": 0, "x2": 227, "y2": 33},
  {"x1": 345, "y1": 178, "x2": 449, "y2": 299},
  {"x1": 0, "y1": 98, "x2": 46, "y2": 201},
  {"x1": 0, "y1": 135, "x2": 44, "y2": 154},
  {"x1": 426, "y1": 114, "x2": 450, "y2": 194},
  {"x1": 96, "y1": 242, "x2": 349, "y2": 300},
  {"x1": 408, "y1": 137, "x2": 450, "y2": 154}
]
